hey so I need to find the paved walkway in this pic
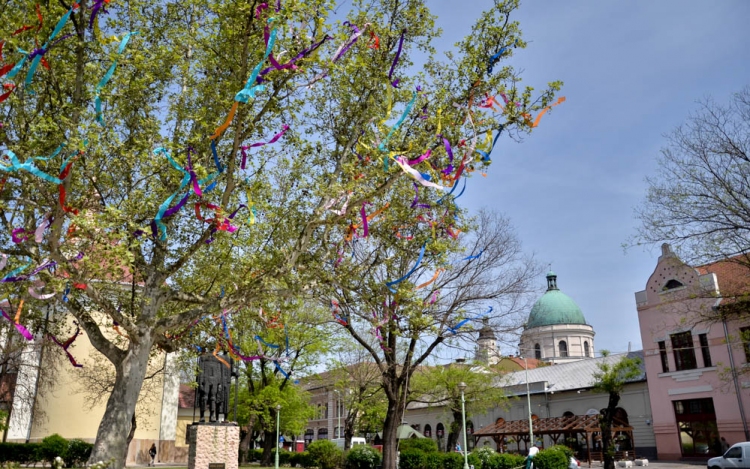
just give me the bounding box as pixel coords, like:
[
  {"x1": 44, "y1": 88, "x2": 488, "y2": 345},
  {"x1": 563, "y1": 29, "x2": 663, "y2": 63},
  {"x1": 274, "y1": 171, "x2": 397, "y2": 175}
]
[{"x1": 584, "y1": 462, "x2": 706, "y2": 469}]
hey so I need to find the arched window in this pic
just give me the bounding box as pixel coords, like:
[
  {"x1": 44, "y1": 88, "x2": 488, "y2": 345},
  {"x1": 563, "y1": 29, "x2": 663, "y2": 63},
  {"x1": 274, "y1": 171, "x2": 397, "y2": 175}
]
[
  {"x1": 304, "y1": 429, "x2": 314, "y2": 448},
  {"x1": 563, "y1": 411, "x2": 574, "y2": 418},
  {"x1": 559, "y1": 340, "x2": 568, "y2": 357},
  {"x1": 664, "y1": 279, "x2": 684, "y2": 290},
  {"x1": 534, "y1": 343, "x2": 542, "y2": 359},
  {"x1": 584, "y1": 341, "x2": 590, "y2": 357},
  {"x1": 424, "y1": 424, "x2": 432, "y2": 438},
  {"x1": 614, "y1": 407, "x2": 629, "y2": 425},
  {"x1": 436, "y1": 423, "x2": 445, "y2": 439},
  {"x1": 318, "y1": 428, "x2": 328, "y2": 440},
  {"x1": 324, "y1": 403, "x2": 329, "y2": 419}
]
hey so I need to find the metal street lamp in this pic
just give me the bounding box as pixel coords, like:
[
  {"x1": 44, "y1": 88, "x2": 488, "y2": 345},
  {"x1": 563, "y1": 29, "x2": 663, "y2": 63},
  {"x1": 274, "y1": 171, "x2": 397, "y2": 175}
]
[
  {"x1": 523, "y1": 357, "x2": 534, "y2": 448},
  {"x1": 458, "y1": 382, "x2": 469, "y2": 469},
  {"x1": 275, "y1": 404, "x2": 281, "y2": 469}
]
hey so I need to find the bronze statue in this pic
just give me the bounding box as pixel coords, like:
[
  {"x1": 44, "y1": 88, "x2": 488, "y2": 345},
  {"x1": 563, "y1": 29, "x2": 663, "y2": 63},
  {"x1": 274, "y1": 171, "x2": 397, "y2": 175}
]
[{"x1": 197, "y1": 352, "x2": 236, "y2": 423}]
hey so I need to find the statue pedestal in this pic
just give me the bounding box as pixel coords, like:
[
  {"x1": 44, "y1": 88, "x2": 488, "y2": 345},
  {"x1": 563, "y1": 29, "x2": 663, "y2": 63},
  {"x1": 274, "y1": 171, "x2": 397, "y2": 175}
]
[{"x1": 187, "y1": 423, "x2": 240, "y2": 469}]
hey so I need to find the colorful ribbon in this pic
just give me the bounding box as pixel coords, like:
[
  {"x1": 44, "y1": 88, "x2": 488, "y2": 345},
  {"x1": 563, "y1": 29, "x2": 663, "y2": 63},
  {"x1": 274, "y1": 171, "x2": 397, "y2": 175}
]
[
  {"x1": 95, "y1": 32, "x2": 138, "y2": 125},
  {"x1": 487, "y1": 40, "x2": 517, "y2": 75},
  {"x1": 388, "y1": 29, "x2": 406, "y2": 88},
  {"x1": 448, "y1": 306, "x2": 493, "y2": 335},
  {"x1": 153, "y1": 147, "x2": 191, "y2": 240},
  {"x1": 378, "y1": 91, "x2": 417, "y2": 153},
  {"x1": 236, "y1": 19, "x2": 277, "y2": 103},
  {"x1": 385, "y1": 243, "x2": 426, "y2": 292},
  {"x1": 240, "y1": 125, "x2": 289, "y2": 169},
  {"x1": 47, "y1": 322, "x2": 83, "y2": 368},
  {"x1": 0, "y1": 305, "x2": 33, "y2": 340}
]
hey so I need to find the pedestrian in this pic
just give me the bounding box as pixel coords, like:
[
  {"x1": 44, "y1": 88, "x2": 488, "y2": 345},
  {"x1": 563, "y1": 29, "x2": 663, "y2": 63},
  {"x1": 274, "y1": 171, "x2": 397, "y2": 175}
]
[
  {"x1": 149, "y1": 443, "x2": 157, "y2": 467},
  {"x1": 525, "y1": 446, "x2": 539, "y2": 469},
  {"x1": 456, "y1": 443, "x2": 461, "y2": 453},
  {"x1": 721, "y1": 437, "x2": 730, "y2": 454}
]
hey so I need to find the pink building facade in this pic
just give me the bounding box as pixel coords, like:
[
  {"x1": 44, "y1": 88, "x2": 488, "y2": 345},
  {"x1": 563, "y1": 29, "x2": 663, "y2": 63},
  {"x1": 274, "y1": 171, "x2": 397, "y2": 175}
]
[{"x1": 635, "y1": 244, "x2": 750, "y2": 460}]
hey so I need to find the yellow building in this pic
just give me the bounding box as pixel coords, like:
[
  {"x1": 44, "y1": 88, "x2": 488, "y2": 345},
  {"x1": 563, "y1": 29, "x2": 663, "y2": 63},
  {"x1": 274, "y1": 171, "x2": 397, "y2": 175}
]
[{"x1": 2, "y1": 316, "x2": 185, "y2": 465}]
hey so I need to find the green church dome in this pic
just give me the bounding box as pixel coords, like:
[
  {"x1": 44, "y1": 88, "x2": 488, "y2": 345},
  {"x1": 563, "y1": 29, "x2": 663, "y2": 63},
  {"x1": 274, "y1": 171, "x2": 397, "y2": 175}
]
[{"x1": 525, "y1": 272, "x2": 587, "y2": 329}]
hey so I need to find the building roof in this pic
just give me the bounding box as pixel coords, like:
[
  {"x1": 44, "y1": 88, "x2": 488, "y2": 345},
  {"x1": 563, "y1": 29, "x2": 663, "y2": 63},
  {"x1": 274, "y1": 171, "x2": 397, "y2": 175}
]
[
  {"x1": 500, "y1": 351, "x2": 645, "y2": 395},
  {"x1": 526, "y1": 272, "x2": 587, "y2": 329},
  {"x1": 696, "y1": 257, "x2": 750, "y2": 297}
]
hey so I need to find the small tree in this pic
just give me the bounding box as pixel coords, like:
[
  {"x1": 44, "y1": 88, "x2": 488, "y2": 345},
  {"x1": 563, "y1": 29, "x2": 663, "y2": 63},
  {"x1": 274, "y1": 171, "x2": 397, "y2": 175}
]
[
  {"x1": 409, "y1": 362, "x2": 507, "y2": 453},
  {"x1": 635, "y1": 86, "x2": 750, "y2": 273},
  {"x1": 591, "y1": 352, "x2": 642, "y2": 469}
]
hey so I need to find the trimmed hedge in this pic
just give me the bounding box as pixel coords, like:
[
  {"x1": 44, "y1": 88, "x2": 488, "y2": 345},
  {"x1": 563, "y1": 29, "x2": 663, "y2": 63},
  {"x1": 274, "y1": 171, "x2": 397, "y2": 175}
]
[
  {"x1": 400, "y1": 439, "x2": 439, "y2": 454},
  {"x1": 399, "y1": 449, "x2": 426, "y2": 469},
  {"x1": 0, "y1": 442, "x2": 43, "y2": 464},
  {"x1": 40, "y1": 434, "x2": 68, "y2": 466},
  {"x1": 290, "y1": 451, "x2": 316, "y2": 468},
  {"x1": 547, "y1": 446, "x2": 573, "y2": 460},
  {"x1": 486, "y1": 453, "x2": 525, "y2": 469},
  {"x1": 532, "y1": 449, "x2": 568, "y2": 469},
  {"x1": 64, "y1": 439, "x2": 94, "y2": 468}
]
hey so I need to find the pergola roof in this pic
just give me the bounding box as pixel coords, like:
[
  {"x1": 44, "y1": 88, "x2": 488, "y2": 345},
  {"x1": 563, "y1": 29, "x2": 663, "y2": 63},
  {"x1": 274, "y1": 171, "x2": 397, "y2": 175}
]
[{"x1": 473, "y1": 414, "x2": 632, "y2": 439}]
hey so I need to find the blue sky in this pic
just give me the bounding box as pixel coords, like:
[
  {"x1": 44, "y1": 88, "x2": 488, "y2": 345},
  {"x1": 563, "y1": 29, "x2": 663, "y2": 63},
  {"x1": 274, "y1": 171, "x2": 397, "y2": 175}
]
[{"x1": 425, "y1": 0, "x2": 750, "y2": 355}]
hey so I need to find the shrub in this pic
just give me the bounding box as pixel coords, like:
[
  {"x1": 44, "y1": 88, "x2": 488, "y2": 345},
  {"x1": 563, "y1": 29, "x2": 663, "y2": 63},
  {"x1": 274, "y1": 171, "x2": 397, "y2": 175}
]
[
  {"x1": 424, "y1": 452, "x2": 443, "y2": 469},
  {"x1": 64, "y1": 439, "x2": 93, "y2": 468},
  {"x1": 532, "y1": 449, "x2": 568, "y2": 469},
  {"x1": 398, "y1": 449, "x2": 425, "y2": 469},
  {"x1": 292, "y1": 451, "x2": 316, "y2": 468},
  {"x1": 441, "y1": 452, "x2": 464, "y2": 469},
  {"x1": 473, "y1": 447, "x2": 496, "y2": 469},
  {"x1": 40, "y1": 434, "x2": 69, "y2": 466},
  {"x1": 271, "y1": 449, "x2": 292, "y2": 466},
  {"x1": 400, "y1": 438, "x2": 439, "y2": 454},
  {"x1": 308, "y1": 440, "x2": 344, "y2": 469},
  {"x1": 486, "y1": 453, "x2": 525, "y2": 469},
  {"x1": 467, "y1": 453, "x2": 482, "y2": 469},
  {"x1": 547, "y1": 446, "x2": 573, "y2": 460},
  {"x1": 251, "y1": 448, "x2": 263, "y2": 461},
  {"x1": 0, "y1": 443, "x2": 43, "y2": 464},
  {"x1": 346, "y1": 445, "x2": 382, "y2": 469}
]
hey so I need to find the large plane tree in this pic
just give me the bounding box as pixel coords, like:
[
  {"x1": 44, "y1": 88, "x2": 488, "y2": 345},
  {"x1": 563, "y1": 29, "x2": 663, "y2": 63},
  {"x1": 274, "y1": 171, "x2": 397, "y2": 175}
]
[{"x1": 0, "y1": 0, "x2": 560, "y2": 466}]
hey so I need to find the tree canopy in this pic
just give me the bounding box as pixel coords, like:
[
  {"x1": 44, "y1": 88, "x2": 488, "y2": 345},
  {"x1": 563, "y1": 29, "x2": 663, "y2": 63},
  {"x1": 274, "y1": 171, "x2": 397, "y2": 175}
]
[{"x1": 0, "y1": 0, "x2": 561, "y2": 465}]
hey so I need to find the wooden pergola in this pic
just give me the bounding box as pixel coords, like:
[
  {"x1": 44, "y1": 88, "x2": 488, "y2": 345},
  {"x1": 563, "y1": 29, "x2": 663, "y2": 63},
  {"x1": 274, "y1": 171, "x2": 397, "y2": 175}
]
[{"x1": 472, "y1": 414, "x2": 634, "y2": 465}]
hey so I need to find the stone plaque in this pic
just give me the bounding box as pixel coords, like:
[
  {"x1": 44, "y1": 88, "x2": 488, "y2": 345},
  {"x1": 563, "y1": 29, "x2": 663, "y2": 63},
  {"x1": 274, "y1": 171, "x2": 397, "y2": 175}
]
[{"x1": 208, "y1": 464, "x2": 226, "y2": 469}]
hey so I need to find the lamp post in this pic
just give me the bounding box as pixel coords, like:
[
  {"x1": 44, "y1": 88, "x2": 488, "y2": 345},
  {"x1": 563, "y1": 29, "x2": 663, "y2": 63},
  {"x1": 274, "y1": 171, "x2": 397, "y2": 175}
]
[
  {"x1": 458, "y1": 382, "x2": 469, "y2": 469},
  {"x1": 523, "y1": 357, "x2": 534, "y2": 448},
  {"x1": 275, "y1": 404, "x2": 281, "y2": 469}
]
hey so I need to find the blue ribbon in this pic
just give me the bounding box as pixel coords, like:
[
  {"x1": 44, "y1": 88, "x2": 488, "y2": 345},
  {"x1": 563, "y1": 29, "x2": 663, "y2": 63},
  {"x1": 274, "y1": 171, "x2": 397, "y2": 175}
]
[
  {"x1": 378, "y1": 91, "x2": 417, "y2": 154},
  {"x1": 153, "y1": 148, "x2": 191, "y2": 240},
  {"x1": 487, "y1": 40, "x2": 517, "y2": 75},
  {"x1": 437, "y1": 174, "x2": 461, "y2": 205},
  {"x1": 210, "y1": 140, "x2": 225, "y2": 173},
  {"x1": 95, "y1": 32, "x2": 138, "y2": 125},
  {"x1": 385, "y1": 243, "x2": 426, "y2": 293},
  {"x1": 255, "y1": 335, "x2": 281, "y2": 349},
  {"x1": 236, "y1": 19, "x2": 277, "y2": 103},
  {"x1": 448, "y1": 306, "x2": 493, "y2": 335}
]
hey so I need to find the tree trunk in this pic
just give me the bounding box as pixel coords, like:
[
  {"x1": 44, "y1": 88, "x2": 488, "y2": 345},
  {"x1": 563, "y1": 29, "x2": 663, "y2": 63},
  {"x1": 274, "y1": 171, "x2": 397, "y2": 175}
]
[
  {"x1": 123, "y1": 413, "x2": 137, "y2": 464},
  {"x1": 240, "y1": 416, "x2": 255, "y2": 463},
  {"x1": 600, "y1": 392, "x2": 621, "y2": 469},
  {"x1": 381, "y1": 401, "x2": 401, "y2": 469},
  {"x1": 260, "y1": 428, "x2": 276, "y2": 466},
  {"x1": 448, "y1": 411, "x2": 463, "y2": 453},
  {"x1": 88, "y1": 334, "x2": 154, "y2": 469}
]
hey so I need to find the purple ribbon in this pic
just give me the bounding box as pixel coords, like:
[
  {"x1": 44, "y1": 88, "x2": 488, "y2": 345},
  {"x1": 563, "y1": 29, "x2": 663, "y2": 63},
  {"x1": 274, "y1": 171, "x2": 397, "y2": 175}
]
[
  {"x1": 1, "y1": 308, "x2": 33, "y2": 340},
  {"x1": 388, "y1": 29, "x2": 406, "y2": 88},
  {"x1": 240, "y1": 125, "x2": 289, "y2": 169},
  {"x1": 12, "y1": 228, "x2": 29, "y2": 243},
  {"x1": 410, "y1": 183, "x2": 430, "y2": 209},
  {"x1": 186, "y1": 147, "x2": 202, "y2": 197},
  {"x1": 1, "y1": 259, "x2": 56, "y2": 283},
  {"x1": 256, "y1": 35, "x2": 332, "y2": 83},
  {"x1": 89, "y1": 0, "x2": 109, "y2": 30},
  {"x1": 407, "y1": 149, "x2": 432, "y2": 166}
]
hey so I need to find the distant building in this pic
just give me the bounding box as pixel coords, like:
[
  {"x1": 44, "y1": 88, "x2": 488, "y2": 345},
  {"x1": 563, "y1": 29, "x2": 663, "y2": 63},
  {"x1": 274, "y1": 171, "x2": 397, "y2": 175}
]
[
  {"x1": 635, "y1": 244, "x2": 750, "y2": 460},
  {"x1": 518, "y1": 272, "x2": 595, "y2": 363}
]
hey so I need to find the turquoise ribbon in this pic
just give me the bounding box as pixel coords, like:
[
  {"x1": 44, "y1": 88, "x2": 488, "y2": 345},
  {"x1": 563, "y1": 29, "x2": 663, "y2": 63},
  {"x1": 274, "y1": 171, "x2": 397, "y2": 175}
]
[
  {"x1": 378, "y1": 91, "x2": 417, "y2": 154},
  {"x1": 235, "y1": 19, "x2": 277, "y2": 103},
  {"x1": 153, "y1": 147, "x2": 191, "y2": 240},
  {"x1": 1, "y1": 150, "x2": 65, "y2": 184},
  {"x1": 22, "y1": 7, "x2": 77, "y2": 87},
  {"x1": 95, "y1": 32, "x2": 138, "y2": 125},
  {"x1": 2, "y1": 258, "x2": 31, "y2": 282}
]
